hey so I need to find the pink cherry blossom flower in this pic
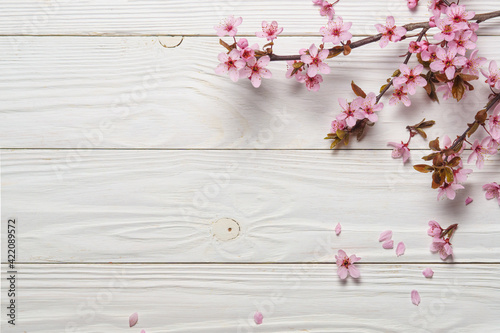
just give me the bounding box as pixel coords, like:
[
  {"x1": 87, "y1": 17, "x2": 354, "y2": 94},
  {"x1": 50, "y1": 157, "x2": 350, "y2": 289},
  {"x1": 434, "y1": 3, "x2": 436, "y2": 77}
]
[
  {"x1": 299, "y1": 74, "x2": 324, "y2": 92},
  {"x1": 448, "y1": 30, "x2": 476, "y2": 56},
  {"x1": 422, "y1": 268, "x2": 434, "y2": 278},
  {"x1": 407, "y1": 0, "x2": 418, "y2": 9},
  {"x1": 462, "y1": 50, "x2": 487, "y2": 76},
  {"x1": 215, "y1": 49, "x2": 246, "y2": 82},
  {"x1": 429, "y1": 0, "x2": 447, "y2": 17},
  {"x1": 396, "y1": 242, "x2": 406, "y2": 256},
  {"x1": 254, "y1": 311, "x2": 263, "y2": 325},
  {"x1": 383, "y1": 240, "x2": 394, "y2": 249},
  {"x1": 408, "y1": 41, "x2": 422, "y2": 54},
  {"x1": 335, "y1": 250, "x2": 361, "y2": 279},
  {"x1": 335, "y1": 223, "x2": 342, "y2": 235},
  {"x1": 411, "y1": 290, "x2": 421, "y2": 305},
  {"x1": 379, "y1": 230, "x2": 393, "y2": 242},
  {"x1": 489, "y1": 105, "x2": 500, "y2": 140},
  {"x1": 446, "y1": 4, "x2": 475, "y2": 29},
  {"x1": 428, "y1": 220, "x2": 443, "y2": 237},
  {"x1": 336, "y1": 97, "x2": 363, "y2": 127},
  {"x1": 312, "y1": 0, "x2": 323, "y2": 4},
  {"x1": 430, "y1": 236, "x2": 453, "y2": 260},
  {"x1": 301, "y1": 44, "x2": 330, "y2": 77},
  {"x1": 237, "y1": 38, "x2": 248, "y2": 49},
  {"x1": 330, "y1": 119, "x2": 346, "y2": 133},
  {"x1": 356, "y1": 92, "x2": 383, "y2": 122},
  {"x1": 320, "y1": 16, "x2": 352, "y2": 45},
  {"x1": 430, "y1": 45, "x2": 467, "y2": 80},
  {"x1": 319, "y1": 1, "x2": 335, "y2": 20},
  {"x1": 389, "y1": 85, "x2": 411, "y2": 107},
  {"x1": 453, "y1": 167, "x2": 473, "y2": 184},
  {"x1": 256, "y1": 21, "x2": 283, "y2": 41},
  {"x1": 437, "y1": 181, "x2": 464, "y2": 200},
  {"x1": 468, "y1": 137, "x2": 496, "y2": 169},
  {"x1": 481, "y1": 60, "x2": 500, "y2": 89},
  {"x1": 421, "y1": 45, "x2": 438, "y2": 63},
  {"x1": 285, "y1": 60, "x2": 303, "y2": 79},
  {"x1": 394, "y1": 64, "x2": 427, "y2": 95},
  {"x1": 240, "y1": 56, "x2": 272, "y2": 88},
  {"x1": 375, "y1": 16, "x2": 407, "y2": 48},
  {"x1": 483, "y1": 182, "x2": 500, "y2": 205},
  {"x1": 465, "y1": 196, "x2": 473, "y2": 205},
  {"x1": 434, "y1": 19, "x2": 459, "y2": 42},
  {"x1": 214, "y1": 16, "x2": 243, "y2": 37},
  {"x1": 387, "y1": 141, "x2": 411, "y2": 163}
]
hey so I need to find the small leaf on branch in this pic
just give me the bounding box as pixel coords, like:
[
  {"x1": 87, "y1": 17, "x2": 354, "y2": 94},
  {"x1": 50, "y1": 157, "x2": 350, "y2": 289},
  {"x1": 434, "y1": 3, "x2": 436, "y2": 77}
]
[
  {"x1": 452, "y1": 76, "x2": 465, "y2": 102},
  {"x1": 328, "y1": 46, "x2": 343, "y2": 58},
  {"x1": 344, "y1": 133, "x2": 350, "y2": 145},
  {"x1": 343, "y1": 44, "x2": 351, "y2": 56},
  {"x1": 447, "y1": 156, "x2": 461, "y2": 168},
  {"x1": 392, "y1": 69, "x2": 401, "y2": 77},
  {"x1": 475, "y1": 109, "x2": 487, "y2": 124},
  {"x1": 351, "y1": 81, "x2": 367, "y2": 98},
  {"x1": 418, "y1": 120, "x2": 436, "y2": 129},
  {"x1": 293, "y1": 61, "x2": 304, "y2": 69},
  {"x1": 433, "y1": 153, "x2": 444, "y2": 167},
  {"x1": 422, "y1": 153, "x2": 438, "y2": 161},
  {"x1": 416, "y1": 128, "x2": 427, "y2": 139},
  {"x1": 432, "y1": 170, "x2": 444, "y2": 189},
  {"x1": 459, "y1": 73, "x2": 479, "y2": 82},
  {"x1": 467, "y1": 122, "x2": 480, "y2": 137},
  {"x1": 380, "y1": 84, "x2": 388, "y2": 93},
  {"x1": 330, "y1": 138, "x2": 341, "y2": 149},
  {"x1": 434, "y1": 73, "x2": 449, "y2": 82},
  {"x1": 445, "y1": 167, "x2": 454, "y2": 183},
  {"x1": 414, "y1": 164, "x2": 435, "y2": 173},
  {"x1": 429, "y1": 138, "x2": 440, "y2": 151},
  {"x1": 336, "y1": 129, "x2": 346, "y2": 139}
]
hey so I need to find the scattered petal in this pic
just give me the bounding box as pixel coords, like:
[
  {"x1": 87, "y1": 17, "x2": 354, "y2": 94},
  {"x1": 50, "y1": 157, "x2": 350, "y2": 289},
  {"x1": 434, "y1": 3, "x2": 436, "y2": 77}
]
[
  {"x1": 335, "y1": 223, "x2": 342, "y2": 235},
  {"x1": 396, "y1": 242, "x2": 406, "y2": 256},
  {"x1": 141, "y1": 330, "x2": 146, "y2": 333},
  {"x1": 129, "y1": 312, "x2": 139, "y2": 327},
  {"x1": 422, "y1": 268, "x2": 434, "y2": 278},
  {"x1": 379, "y1": 230, "x2": 392, "y2": 242},
  {"x1": 411, "y1": 290, "x2": 421, "y2": 305},
  {"x1": 382, "y1": 240, "x2": 394, "y2": 249},
  {"x1": 465, "y1": 196, "x2": 473, "y2": 205},
  {"x1": 254, "y1": 311, "x2": 263, "y2": 325}
]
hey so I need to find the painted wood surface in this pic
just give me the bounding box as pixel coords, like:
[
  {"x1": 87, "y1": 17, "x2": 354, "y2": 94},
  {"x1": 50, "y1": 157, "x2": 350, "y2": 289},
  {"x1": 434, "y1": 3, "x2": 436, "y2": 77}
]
[
  {"x1": 1, "y1": 0, "x2": 500, "y2": 332},
  {"x1": 1, "y1": 263, "x2": 499, "y2": 332},
  {"x1": 1, "y1": 36, "x2": 499, "y2": 149},
  {"x1": 2, "y1": 149, "x2": 499, "y2": 264},
  {"x1": 0, "y1": 0, "x2": 499, "y2": 36}
]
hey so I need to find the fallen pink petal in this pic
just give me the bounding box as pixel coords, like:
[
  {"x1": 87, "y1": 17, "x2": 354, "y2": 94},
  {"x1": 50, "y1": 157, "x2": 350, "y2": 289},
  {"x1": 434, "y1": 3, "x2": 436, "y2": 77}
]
[
  {"x1": 382, "y1": 240, "x2": 394, "y2": 249},
  {"x1": 422, "y1": 267, "x2": 434, "y2": 278},
  {"x1": 254, "y1": 311, "x2": 263, "y2": 325},
  {"x1": 141, "y1": 330, "x2": 146, "y2": 333},
  {"x1": 129, "y1": 312, "x2": 139, "y2": 327},
  {"x1": 396, "y1": 242, "x2": 406, "y2": 256},
  {"x1": 379, "y1": 230, "x2": 392, "y2": 242},
  {"x1": 465, "y1": 196, "x2": 473, "y2": 205},
  {"x1": 411, "y1": 290, "x2": 421, "y2": 305},
  {"x1": 335, "y1": 223, "x2": 342, "y2": 235}
]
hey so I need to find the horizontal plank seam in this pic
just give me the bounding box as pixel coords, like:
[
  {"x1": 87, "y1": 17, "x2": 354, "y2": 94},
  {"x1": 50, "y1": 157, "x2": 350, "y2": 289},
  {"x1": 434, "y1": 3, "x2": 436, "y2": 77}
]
[
  {"x1": 3, "y1": 261, "x2": 500, "y2": 265},
  {"x1": 0, "y1": 34, "x2": 499, "y2": 38},
  {"x1": 0, "y1": 148, "x2": 436, "y2": 151}
]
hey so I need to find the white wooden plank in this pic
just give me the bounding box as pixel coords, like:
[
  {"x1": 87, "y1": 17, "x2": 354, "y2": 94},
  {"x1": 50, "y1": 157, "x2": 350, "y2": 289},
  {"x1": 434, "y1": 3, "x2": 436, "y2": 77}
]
[
  {"x1": 1, "y1": 36, "x2": 499, "y2": 149},
  {"x1": 2, "y1": 149, "x2": 499, "y2": 263},
  {"x1": 1, "y1": 0, "x2": 499, "y2": 36},
  {"x1": 1, "y1": 263, "x2": 499, "y2": 332}
]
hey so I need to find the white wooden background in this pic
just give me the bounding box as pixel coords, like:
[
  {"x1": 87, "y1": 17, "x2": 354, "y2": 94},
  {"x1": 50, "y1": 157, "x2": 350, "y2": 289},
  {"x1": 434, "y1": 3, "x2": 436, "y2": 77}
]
[{"x1": 1, "y1": 1, "x2": 499, "y2": 332}]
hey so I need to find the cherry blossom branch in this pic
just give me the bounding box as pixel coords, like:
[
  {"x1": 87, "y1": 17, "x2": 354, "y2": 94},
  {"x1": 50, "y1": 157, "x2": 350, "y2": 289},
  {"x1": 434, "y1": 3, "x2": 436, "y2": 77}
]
[
  {"x1": 448, "y1": 93, "x2": 500, "y2": 152},
  {"x1": 269, "y1": 11, "x2": 500, "y2": 62}
]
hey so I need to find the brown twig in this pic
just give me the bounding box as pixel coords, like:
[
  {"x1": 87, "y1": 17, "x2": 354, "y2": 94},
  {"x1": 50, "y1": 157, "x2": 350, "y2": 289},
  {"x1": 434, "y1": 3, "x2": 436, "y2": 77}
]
[
  {"x1": 448, "y1": 93, "x2": 500, "y2": 152},
  {"x1": 268, "y1": 10, "x2": 500, "y2": 61}
]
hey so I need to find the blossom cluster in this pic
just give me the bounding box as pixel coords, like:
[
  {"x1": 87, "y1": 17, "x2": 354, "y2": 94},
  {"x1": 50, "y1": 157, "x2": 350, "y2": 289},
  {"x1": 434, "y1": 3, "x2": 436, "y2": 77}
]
[
  {"x1": 428, "y1": 220, "x2": 456, "y2": 260},
  {"x1": 214, "y1": 16, "x2": 281, "y2": 87}
]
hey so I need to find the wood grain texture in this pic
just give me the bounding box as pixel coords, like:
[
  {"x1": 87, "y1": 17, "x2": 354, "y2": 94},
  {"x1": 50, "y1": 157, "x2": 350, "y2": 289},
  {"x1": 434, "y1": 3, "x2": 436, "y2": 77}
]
[
  {"x1": 1, "y1": 36, "x2": 499, "y2": 149},
  {"x1": 2, "y1": 149, "x2": 499, "y2": 263},
  {"x1": 1, "y1": 0, "x2": 499, "y2": 36},
  {"x1": 1, "y1": 263, "x2": 499, "y2": 332}
]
